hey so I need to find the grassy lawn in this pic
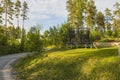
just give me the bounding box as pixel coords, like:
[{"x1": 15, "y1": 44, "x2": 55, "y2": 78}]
[{"x1": 13, "y1": 47, "x2": 120, "y2": 80}]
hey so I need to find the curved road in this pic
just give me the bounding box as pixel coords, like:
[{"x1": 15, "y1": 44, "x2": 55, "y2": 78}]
[{"x1": 0, "y1": 53, "x2": 29, "y2": 80}]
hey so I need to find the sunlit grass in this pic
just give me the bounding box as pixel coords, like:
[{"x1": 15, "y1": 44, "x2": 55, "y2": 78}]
[{"x1": 13, "y1": 47, "x2": 120, "y2": 80}]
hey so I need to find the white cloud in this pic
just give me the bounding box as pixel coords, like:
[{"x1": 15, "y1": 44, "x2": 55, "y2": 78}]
[
  {"x1": 11, "y1": 0, "x2": 67, "y2": 32},
  {"x1": 17, "y1": 0, "x2": 120, "y2": 33},
  {"x1": 95, "y1": 0, "x2": 120, "y2": 12},
  {"x1": 26, "y1": 0, "x2": 67, "y2": 20}
]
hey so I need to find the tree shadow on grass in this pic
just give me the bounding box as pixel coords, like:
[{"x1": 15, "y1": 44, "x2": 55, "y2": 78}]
[
  {"x1": 33, "y1": 57, "x2": 89, "y2": 80},
  {"x1": 33, "y1": 48, "x2": 118, "y2": 80},
  {"x1": 17, "y1": 47, "x2": 119, "y2": 80},
  {"x1": 89, "y1": 60, "x2": 120, "y2": 80}
]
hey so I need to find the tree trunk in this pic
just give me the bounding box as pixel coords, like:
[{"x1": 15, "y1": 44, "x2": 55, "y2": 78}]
[
  {"x1": 75, "y1": 26, "x2": 79, "y2": 48},
  {"x1": 21, "y1": 18, "x2": 24, "y2": 39},
  {"x1": 17, "y1": 17, "x2": 19, "y2": 27},
  {"x1": 4, "y1": 5, "x2": 7, "y2": 35},
  {"x1": 22, "y1": 18, "x2": 24, "y2": 29}
]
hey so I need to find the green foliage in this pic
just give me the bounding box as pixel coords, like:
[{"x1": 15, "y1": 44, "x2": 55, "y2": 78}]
[
  {"x1": 0, "y1": 46, "x2": 10, "y2": 56},
  {"x1": 112, "y1": 29, "x2": 120, "y2": 38},
  {"x1": 20, "y1": 28, "x2": 26, "y2": 51},
  {"x1": 96, "y1": 12, "x2": 105, "y2": 33},
  {"x1": 66, "y1": 0, "x2": 87, "y2": 47},
  {"x1": 2, "y1": 0, "x2": 14, "y2": 26},
  {"x1": 59, "y1": 23, "x2": 72, "y2": 47},
  {"x1": 0, "y1": 1, "x2": 31, "y2": 56},
  {"x1": 13, "y1": 47, "x2": 120, "y2": 80},
  {"x1": 15, "y1": 26, "x2": 21, "y2": 39},
  {"x1": 86, "y1": 0, "x2": 97, "y2": 29},
  {"x1": 43, "y1": 23, "x2": 74, "y2": 48},
  {"x1": 0, "y1": 35, "x2": 8, "y2": 45},
  {"x1": 0, "y1": 26, "x2": 22, "y2": 55},
  {"x1": 46, "y1": 26, "x2": 60, "y2": 47},
  {"x1": 15, "y1": 0, "x2": 21, "y2": 27},
  {"x1": 104, "y1": 8, "x2": 112, "y2": 32},
  {"x1": 65, "y1": 0, "x2": 120, "y2": 43},
  {"x1": 43, "y1": 30, "x2": 50, "y2": 47},
  {"x1": 21, "y1": 1, "x2": 29, "y2": 28},
  {"x1": 91, "y1": 30, "x2": 100, "y2": 42},
  {"x1": 106, "y1": 30, "x2": 113, "y2": 38},
  {"x1": 25, "y1": 27, "x2": 43, "y2": 52}
]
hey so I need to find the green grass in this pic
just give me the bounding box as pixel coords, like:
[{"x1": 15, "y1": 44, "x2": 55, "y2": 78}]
[{"x1": 13, "y1": 47, "x2": 120, "y2": 80}]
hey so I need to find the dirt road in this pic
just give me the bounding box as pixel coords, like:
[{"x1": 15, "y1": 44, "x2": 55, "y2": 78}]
[{"x1": 0, "y1": 53, "x2": 29, "y2": 80}]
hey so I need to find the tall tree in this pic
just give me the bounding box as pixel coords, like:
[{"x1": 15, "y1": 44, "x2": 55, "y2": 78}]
[
  {"x1": 21, "y1": 1, "x2": 29, "y2": 28},
  {"x1": 75, "y1": 0, "x2": 87, "y2": 47},
  {"x1": 0, "y1": 2, "x2": 3, "y2": 24},
  {"x1": 112, "y1": 2, "x2": 120, "y2": 37},
  {"x1": 15, "y1": 0, "x2": 21, "y2": 27},
  {"x1": 20, "y1": 28, "x2": 26, "y2": 51},
  {"x1": 67, "y1": 0, "x2": 87, "y2": 28},
  {"x1": 2, "y1": 0, "x2": 14, "y2": 27},
  {"x1": 59, "y1": 22, "x2": 73, "y2": 47},
  {"x1": 104, "y1": 8, "x2": 112, "y2": 31},
  {"x1": 15, "y1": 26, "x2": 21, "y2": 39},
  {"x1": 96, "y1": 12, "x2": 105, "y2": 33},
  {"x1": 75, "y1": 0, "x2": 87, "y2": 28},
  {"x1": 113, "y1": 2, "x2": 120, "y2": 30},
  {"x1": 25, "y1": 26, "x2": 43, "y2": 52},
  {"x1": 85, "y1": 0, "x2": 97, "y2": 30},
  {"x1": 66, "y1": 0, "x2": 87, "y2": 47},
  {"x1": 113, "y1": 2, "x2": 120, "y2": 19},
  {"x1": 49, "y1": 26, "x2": 60, "y2": 47},
  {"x1": 43, "y1": 30, "x2": 49, "y2": 47},
  {"x1": 66, "y1": 0, "x2": 76, "y2": 27},
  {"x1": 2, "y1": 0, "x2": 14, "y2": 36},
  {"x1": 66, "y1": 0, "x2": 76, "y2": 47}
]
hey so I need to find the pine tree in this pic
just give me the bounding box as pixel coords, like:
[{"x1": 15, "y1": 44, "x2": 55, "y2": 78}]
[
  {"x1": 66, "y1": 0, "x2": 76, "y2": 27},
  {"x1": 113, "y1": 2, "x2": 120, "y2": 30},
  {"x1": 2, "y1": 0, "x2": 14, "y2": 27},
  {"x1": 104, "y1": 8, "x2": 112, "y2": 31},
  {"x1": 85, "y1": 0, "x2": 97, "y2": 30},
  {"x1": 15, "y1": 0, "x2": 21, "y2": 27},
  {"x1": 20, "y1": 28, "x2": 26, "y2": 51},
  {"x1": 66, "y1": 0, "x2": 87, "y2": 47},
  {"x1": 0, "y1": 3, "x2": 3, "y2": 24},
  {"x1": 113, "y1": 2, "x2": 120, "y2": 19},
  {"x1": 26, "y1": 26, "x2": 43, "y2": 52},
  {"x1": 15, "y1": 26, "x2": 21, "y2": 39},
  {"x1": 96, "y1": 12, "x2": 105, "y2": 33},
  {"x1": 21, "y1": 1, "x2": 29, "y2": 28}
]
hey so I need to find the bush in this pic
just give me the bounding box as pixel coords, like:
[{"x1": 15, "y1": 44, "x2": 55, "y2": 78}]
[
  {"x1": 0, "y1": 35, "x2": 8, "y2": 45},
  {"x1": 25, "y1": 27, "x2": 43, "y2": 52},
  {"x1": 91, "y1": 30, "x2": 101, "y2": 42},
  {"x1": 106, "y1": 30, "x2": 113, "y2": 38}
]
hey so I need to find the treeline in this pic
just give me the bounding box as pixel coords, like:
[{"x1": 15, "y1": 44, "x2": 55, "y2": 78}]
[
  {"x1": 0, "y1": 24, "x2": 43, "y2": 55},
  {"x1": 66, "y1": 0, "x2": 120, "y2": 38},
  {"x1": 1, "y1": 0, "x2": 120, "y2": 55},
  {"x1": 42, "y1": 0, "x2": 120, "y2": 48},
  {"x1": 0, "y1": 0, "x2": 43, "y2": 55},
  {"x1": 42, "y1": 23, "x2": 72, "y2": 48},
  {"x1": 0, "y1": 0, "x2": 28, "y2": 27}
]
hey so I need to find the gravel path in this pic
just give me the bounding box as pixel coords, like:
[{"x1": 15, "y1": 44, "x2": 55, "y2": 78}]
[{"x1": 0, "y1": 53, "x2": 29, "y2": 80}]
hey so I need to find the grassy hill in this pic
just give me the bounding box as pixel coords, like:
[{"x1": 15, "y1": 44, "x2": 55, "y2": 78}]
[{"x1": 13, "y1": 47, "x2": 120, "y2": 80}]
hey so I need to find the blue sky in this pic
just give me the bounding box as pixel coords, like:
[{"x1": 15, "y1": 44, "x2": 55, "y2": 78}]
[{"x1": 18, "y1": 0, "x2": 120, "y2": 33}]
